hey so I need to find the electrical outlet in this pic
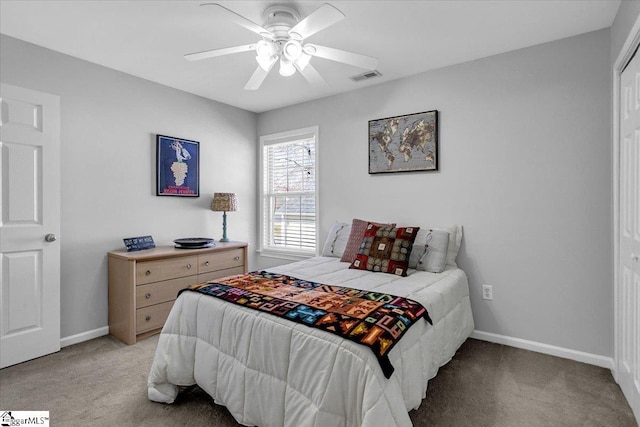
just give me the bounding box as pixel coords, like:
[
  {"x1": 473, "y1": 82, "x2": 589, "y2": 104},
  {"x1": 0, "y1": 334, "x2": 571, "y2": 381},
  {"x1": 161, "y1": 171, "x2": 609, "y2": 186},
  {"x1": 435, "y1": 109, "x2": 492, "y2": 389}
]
[{"x1": 482, "y1": 285, "x2": 493, "y2": 300}]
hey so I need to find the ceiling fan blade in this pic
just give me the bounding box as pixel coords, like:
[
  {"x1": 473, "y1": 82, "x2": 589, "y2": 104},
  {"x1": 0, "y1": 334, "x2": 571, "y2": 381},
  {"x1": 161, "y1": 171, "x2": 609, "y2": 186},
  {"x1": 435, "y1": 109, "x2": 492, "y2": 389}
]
[
  {"x1": 184, "y1": 44, "x2": 255, "y2": 61},
  {"x1": 306, "y1": 44, "x2": 378, "y2": 70},
  {"x1": 200, "y1": 3, "x2": 274, "y2": 39},
  {"x1": 244, "y1": 61, "x2": 274, "y2": 90},
  {"x1": 288, "y1": 3, "x2": 344, "y2": 40},
  {"x1": 294, "y1": 62, "x2": 329, "y2": 90}
]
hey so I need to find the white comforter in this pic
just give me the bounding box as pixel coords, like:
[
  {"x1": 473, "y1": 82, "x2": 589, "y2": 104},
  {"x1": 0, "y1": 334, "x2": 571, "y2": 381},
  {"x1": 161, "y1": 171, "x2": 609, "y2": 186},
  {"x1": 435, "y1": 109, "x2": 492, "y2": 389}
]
[{"x1": 148, "y1": 257, "x2": 474, "y2": 427}]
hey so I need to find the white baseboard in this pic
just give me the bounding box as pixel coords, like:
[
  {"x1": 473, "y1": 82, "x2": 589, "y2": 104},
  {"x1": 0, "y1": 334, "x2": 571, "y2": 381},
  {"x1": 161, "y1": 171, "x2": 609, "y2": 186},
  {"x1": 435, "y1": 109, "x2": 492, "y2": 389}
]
[
  {"x1": 471, "y1": 330, "x2": 615, "y2": 372},
  {"x1": 60, "y1": 326, "x2": 109, "y2": 348}
]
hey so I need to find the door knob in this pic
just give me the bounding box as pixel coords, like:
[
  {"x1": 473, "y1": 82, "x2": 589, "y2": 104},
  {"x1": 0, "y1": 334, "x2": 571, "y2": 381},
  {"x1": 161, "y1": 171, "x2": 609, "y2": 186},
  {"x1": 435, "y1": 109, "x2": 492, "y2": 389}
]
[
  {"x1": 44, "y1": 233, "x2": 57, "y2": 242},
  {"x1": 632, "y1": 253, "x2": 639, "y2": 262}
]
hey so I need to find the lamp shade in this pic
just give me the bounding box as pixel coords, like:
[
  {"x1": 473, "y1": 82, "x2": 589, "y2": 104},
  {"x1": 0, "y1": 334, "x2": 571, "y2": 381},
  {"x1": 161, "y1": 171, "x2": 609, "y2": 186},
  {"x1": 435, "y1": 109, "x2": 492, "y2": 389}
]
[{"x1": 211, "y1": 193, "x2": 238, "y2": 212}]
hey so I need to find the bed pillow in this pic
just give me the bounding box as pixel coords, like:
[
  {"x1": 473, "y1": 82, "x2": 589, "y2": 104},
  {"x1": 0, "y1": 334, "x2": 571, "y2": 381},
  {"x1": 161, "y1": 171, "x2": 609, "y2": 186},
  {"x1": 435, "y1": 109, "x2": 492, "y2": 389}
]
[
  {"x1": 349, "y1": 223, "x2": 420, "y2": 277},
  {"x1": 408, "y1": 229, "x2": 450, "y2": 273},
  {"x1": 340, "y1": 218, "x2": 395, "y2": 263},
  {"x1": 321, "y1": 222, "x2": 351, "y2": 257},
  {"x1": 433, "y1": 225, "x2": 463, "y2": 266}
]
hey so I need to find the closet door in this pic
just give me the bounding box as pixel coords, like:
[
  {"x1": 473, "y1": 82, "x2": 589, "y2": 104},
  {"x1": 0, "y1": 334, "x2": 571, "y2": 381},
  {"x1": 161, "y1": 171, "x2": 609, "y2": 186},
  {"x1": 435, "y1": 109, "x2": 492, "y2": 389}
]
[{"x1": 619, "y1": 49, "x2": 640, "y2": 422}]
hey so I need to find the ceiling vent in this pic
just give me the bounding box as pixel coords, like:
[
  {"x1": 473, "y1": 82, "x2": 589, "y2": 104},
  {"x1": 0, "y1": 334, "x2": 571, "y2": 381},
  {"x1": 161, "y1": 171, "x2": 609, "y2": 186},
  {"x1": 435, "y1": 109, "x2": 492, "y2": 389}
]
[{"x1": 350, "y1": 70, "x2": 382, "y2": 82}]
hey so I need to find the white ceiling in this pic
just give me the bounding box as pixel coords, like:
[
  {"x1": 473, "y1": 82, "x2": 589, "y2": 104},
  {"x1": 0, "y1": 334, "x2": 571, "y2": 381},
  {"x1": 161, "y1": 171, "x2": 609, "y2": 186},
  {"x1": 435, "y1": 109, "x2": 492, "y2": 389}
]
[{"x1": 0, "y1": 0, "x2": 620, "y2": 113}]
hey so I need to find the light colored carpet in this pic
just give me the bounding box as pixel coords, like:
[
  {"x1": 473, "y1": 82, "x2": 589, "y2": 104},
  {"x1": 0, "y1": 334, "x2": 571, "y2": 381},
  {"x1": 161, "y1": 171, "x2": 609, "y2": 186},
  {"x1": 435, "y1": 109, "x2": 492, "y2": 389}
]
[{"x1": 0, "y1": 336, "x2": 636, "y2": 426}]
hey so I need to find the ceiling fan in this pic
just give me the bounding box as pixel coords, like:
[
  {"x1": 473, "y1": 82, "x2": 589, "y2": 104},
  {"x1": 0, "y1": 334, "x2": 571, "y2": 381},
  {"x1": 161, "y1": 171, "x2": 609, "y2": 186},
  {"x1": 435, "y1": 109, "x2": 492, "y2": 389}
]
[{"x1": 185, "y1": 3, "x2": 379, "y2": 90}]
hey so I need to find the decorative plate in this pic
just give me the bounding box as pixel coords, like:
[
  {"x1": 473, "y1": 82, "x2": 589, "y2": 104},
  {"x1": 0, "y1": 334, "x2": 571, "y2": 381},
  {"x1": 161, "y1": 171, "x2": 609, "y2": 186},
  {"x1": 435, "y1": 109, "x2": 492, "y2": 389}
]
[{"x1": 173, "y1": 238, "x2": 214, "y2": 247}]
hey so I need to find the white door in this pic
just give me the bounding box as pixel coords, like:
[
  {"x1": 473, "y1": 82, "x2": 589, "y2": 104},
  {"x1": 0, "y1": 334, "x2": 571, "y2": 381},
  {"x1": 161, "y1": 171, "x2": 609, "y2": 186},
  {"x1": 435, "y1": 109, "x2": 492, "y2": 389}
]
[
  {"x1": 0, "y1": 83, "x2": 61, "y2": 368},
  {"x1": 619, "y1": 50, "x2": 640, "y2": 421}
]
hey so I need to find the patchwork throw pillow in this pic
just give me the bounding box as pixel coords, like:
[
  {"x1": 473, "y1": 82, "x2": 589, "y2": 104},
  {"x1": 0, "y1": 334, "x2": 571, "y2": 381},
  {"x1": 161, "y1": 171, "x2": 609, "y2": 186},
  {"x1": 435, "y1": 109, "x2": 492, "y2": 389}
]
[
  {"x1": 340, "y1": 218, "x2": 395, "y2": 263},
  {"x1": 408, "y1": 229, "x2": 450, "y2": 273},
  {"x1": 349, "y1": 223, "x2": 420, "y2": 276},
  {"x1": 321, "y1": 222, "x2": 351, "y2": 257}
]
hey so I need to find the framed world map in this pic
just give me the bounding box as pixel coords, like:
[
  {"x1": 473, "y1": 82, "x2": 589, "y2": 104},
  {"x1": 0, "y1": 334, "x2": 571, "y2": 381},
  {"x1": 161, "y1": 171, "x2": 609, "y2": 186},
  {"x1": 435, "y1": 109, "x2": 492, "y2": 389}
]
[{"x1": 368, "y1": 110, "x2": 438, "y2": 174}]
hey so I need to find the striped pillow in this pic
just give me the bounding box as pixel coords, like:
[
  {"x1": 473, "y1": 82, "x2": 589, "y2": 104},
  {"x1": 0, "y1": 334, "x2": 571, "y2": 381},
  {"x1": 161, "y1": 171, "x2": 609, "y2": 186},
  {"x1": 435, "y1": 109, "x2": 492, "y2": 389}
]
[{"x1": 340, "y1": 218, "x2": 395, "y2": 263}]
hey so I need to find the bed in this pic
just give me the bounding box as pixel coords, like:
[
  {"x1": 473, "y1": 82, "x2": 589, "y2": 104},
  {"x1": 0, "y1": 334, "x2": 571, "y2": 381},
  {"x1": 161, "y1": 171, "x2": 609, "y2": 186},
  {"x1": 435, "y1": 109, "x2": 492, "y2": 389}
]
[{"x1": 148, "y1": 223, "x2": 474, "y2": 427}]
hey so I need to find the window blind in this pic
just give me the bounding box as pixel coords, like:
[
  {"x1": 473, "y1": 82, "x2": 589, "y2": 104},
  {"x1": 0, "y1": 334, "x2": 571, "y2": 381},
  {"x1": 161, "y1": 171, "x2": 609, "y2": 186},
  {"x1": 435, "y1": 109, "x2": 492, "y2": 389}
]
[{"x1": 263, "y1": 137, "x2": 316, "y2": 253}]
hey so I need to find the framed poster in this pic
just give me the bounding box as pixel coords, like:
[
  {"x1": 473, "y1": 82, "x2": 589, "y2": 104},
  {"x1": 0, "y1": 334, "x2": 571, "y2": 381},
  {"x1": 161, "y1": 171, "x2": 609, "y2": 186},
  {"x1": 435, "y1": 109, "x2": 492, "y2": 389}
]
[
  {"x1": 156, "y1": 134, "x2": 199, "y2": 197},
  {"x1": 368, "y1": 110, "x2": 438, "y2": 174}
]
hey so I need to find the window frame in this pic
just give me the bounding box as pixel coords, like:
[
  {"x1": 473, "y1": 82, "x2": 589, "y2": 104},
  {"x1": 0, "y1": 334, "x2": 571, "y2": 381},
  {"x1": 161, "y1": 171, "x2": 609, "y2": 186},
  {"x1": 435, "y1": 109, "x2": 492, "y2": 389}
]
[{"x1": 258, "y1": 126, "x2": 319, "y2": 260}]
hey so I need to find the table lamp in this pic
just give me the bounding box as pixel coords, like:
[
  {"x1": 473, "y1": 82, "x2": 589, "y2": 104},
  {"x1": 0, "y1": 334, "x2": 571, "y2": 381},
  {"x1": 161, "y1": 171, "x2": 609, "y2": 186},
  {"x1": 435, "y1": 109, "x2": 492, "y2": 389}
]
[{"x1": 211, "y1": 193, "x2": 238, "y2": 242}]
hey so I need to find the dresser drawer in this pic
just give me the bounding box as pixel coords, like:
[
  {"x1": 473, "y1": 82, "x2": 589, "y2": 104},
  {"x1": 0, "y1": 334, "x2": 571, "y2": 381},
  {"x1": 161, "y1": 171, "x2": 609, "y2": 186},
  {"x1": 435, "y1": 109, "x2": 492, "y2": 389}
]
[
  {"x1": 136, "y1": 255, "x2": 198, "y2": 285},
  {"x1": 136, "y1": 276, "x2": 195, "y2": 309},
  {"x1": 136, "y1": 301, "x2": 174, "y2": 333},
  {"x1": 198, "y1": 266, "x2": 245, "y2": 284},
  {"x1": 198, "y1": 248, "x2": 244, "y2": 274}
]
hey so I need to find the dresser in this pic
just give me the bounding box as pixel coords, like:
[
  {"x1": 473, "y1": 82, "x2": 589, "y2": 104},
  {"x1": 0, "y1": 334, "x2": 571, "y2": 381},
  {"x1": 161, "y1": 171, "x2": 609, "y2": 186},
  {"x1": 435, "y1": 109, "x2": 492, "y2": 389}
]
[{"x1": 108, "y1": 241, "x2": 248, "y2": 344}]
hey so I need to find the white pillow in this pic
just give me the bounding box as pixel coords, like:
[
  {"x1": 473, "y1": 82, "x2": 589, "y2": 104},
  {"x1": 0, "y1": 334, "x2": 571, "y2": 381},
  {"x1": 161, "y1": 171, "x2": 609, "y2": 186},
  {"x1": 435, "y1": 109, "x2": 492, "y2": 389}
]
[
  {"x1": 321, "y1": 222, "x2": 351, "y2": 257},
  {"x1": 409, "y1": 229, "x2": 450, "y2": 273},
  {"x1": 433, "y1": 225, "x2": 463, "y2": 266}
]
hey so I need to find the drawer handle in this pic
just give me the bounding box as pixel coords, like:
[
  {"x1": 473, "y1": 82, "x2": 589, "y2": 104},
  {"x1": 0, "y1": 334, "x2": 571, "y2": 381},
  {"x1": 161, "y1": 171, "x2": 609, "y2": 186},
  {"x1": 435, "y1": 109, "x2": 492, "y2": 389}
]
[
  {"x1": 145, "y1": 293, "x2": 151, "y2": 299},
  {"x1": 145, "y1": 315, "x2": 151, "y2": 321},
  {"x1": 205, "y1": 261, "x2": 210, "y2": 266},
  {"x1": 234, "y1": 256, "x2": 240, "y2": 261},
  {"x1": 145, "y1": 270, "x2": 151, "y2": 276},
  {"x1": 186, "y1": 263, "x2": 192, "y2": 269}
]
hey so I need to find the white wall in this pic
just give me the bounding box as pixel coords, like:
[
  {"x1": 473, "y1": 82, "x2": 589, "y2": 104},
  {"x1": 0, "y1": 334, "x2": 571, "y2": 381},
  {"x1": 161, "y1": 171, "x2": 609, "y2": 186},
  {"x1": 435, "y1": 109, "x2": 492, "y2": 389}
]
[
  {"x1": 257, "y1": 29, "x2": 613, "y2": 358},
  {"x1": 0, "y1": 35, "x2": 258, "y2": 339},
  {"x1": 611, "y1": 0, "x2": 640, "y2": 64}
]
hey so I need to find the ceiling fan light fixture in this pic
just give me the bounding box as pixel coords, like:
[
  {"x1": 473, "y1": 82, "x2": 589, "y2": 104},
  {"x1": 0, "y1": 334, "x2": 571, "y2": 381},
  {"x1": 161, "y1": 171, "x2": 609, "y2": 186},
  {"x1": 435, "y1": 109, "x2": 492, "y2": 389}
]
[
  {"x1": 256, "y1": 40, "x2": 276, "y2": 59},
  {"x1": 279, "y1": 58, "x2": 296, "y2": 77},
  {"x1": 256, "y1": 55, "x2": 276, "y2": 72},
  {"x1": 283, "y1": 40, "x2": 302, "y2": 61}
]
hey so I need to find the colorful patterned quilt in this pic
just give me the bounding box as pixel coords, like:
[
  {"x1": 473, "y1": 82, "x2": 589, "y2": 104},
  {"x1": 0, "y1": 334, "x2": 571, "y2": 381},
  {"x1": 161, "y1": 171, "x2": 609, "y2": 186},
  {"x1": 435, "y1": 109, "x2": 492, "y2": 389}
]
[{"x1": 183, "y1": 271, "x2": 432, "y2": 378}]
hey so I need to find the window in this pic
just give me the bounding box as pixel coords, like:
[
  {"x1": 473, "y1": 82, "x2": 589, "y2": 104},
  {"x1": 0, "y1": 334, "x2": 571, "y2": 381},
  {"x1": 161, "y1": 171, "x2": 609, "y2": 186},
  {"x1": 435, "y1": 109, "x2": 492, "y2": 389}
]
[{"x1": 260, "y1": 127, "x2": 318, "y2": 257}]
